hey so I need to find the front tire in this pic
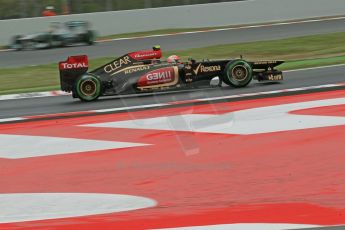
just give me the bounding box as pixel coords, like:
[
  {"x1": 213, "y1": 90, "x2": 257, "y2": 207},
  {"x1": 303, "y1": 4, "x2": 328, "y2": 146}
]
[
  {"x1": 222, "y1": 60, "x2": 253, "y2": 87},
  {"x1": 75, "y1": 74, "x2": 102, "y2": 102}
]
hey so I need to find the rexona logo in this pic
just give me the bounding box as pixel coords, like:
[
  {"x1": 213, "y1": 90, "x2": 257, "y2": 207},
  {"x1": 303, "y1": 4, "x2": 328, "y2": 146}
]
[
  {"x1": 193, "y1": 64, "x2": 221, "y2": 75},
  {"x1": 138, "y1": 67, "x2": 176, "y2": 87},
  {"x1": 104, "y1": 56, "x2": 131, "y2": 74},
  {"x1": 60, "y1": 62, "x2": 88, "y2": 70}
]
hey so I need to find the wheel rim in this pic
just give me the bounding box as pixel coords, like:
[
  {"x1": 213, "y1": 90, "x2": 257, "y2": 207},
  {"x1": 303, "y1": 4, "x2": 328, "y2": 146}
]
[
  {"x1": 231, "y1": 65, "x2": 248, "y2": 81},
  {"x1": 80, "y1": 79, "x2": 97, "y2": 96}
]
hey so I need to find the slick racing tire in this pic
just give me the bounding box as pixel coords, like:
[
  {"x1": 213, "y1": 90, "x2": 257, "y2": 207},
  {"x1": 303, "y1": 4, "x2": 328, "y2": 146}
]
[
  {"x1": 222, "y1": 60, "x2": 253, "y2": 87},
  {"x1": 75, "y1": 74, "x2": 102, "y2": 102}
]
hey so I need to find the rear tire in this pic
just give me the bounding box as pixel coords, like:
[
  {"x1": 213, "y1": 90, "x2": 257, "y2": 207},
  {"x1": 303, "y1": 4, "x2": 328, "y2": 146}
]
[
  {"x1": 75, "y1": 74, "x2": 102, "y2": 102},
  {"x1": 222, "y1": 59, "x2": 252, "y2": 87}
]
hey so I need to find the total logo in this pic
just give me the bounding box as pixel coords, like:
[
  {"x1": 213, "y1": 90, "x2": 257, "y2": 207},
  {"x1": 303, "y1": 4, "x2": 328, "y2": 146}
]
[
  {"x1": 193, "y1": 64, "x2": 221, "y2": 75},
  {"x1": 60, "y1": 62, "x2": 88, "y2": 70}
]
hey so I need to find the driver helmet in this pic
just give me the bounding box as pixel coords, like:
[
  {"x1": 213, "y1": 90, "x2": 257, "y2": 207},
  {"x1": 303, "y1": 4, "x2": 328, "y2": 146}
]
[
  {"x1": 167, "y1": 55, "x2": 180, "y2": 63},
  {"x1": 46, "y1": 6, "x2": 55, "y2": 10}
]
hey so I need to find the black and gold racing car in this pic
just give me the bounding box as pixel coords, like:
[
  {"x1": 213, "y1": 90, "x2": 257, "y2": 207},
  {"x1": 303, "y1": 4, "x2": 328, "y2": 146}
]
[{"x1": 59, "y1": 46, "x2": 284, "y2": 101}]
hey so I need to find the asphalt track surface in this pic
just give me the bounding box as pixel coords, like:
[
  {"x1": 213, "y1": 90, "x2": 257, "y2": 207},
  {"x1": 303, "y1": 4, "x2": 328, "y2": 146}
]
[
  {"x1": 1, "y1": 64, "x2": 345, "y2": 119},
  {"x1": 1, "y1": 17, "x2": 345, "y2": 68}
]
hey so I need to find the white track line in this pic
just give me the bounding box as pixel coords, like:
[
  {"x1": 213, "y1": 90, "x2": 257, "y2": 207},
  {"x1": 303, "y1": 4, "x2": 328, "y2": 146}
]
[
  {"x1": 0, "y1": 91, "x2": 69, "y2": 101},
  {"x1": 284, "y1": 63, "x2": 345, "y2": 73},
  {"x1": 197, "y1": 83, "x2": 344, "y2": 102},
  {"x1": 92, "y1": 103, "x2": 169, "y2": 113},
  {"x1": 0, "y1": 117, "x2": 27, "y2": 123}
]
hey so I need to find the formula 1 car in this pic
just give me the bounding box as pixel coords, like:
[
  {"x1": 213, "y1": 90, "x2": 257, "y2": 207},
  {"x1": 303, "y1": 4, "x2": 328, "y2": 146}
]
[
  {"x1": 11, "y1": 21, "x2": 95, "y2": 50},
  {"x1": 59, "y1": 46, "x2": 284, "y2": 102}
]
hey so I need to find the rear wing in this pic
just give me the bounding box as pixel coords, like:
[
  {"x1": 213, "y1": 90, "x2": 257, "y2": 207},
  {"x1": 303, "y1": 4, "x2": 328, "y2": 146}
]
[{"x1": 59, "y1": 55, "x2": 88, "y2": 92}]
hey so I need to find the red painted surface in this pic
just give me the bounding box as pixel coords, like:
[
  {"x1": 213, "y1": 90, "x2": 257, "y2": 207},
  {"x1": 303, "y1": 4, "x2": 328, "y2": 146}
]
[{"x1": 1, "y1": 90, "x2": 345, "y2": 229}]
